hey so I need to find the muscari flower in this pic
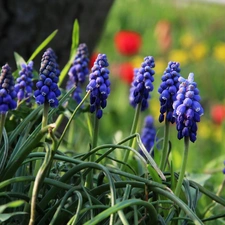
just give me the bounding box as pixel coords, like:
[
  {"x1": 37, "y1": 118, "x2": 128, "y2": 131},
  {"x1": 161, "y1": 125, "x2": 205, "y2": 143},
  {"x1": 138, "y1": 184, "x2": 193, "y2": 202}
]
[
  {"x1": 86, "y1": 54, "x2": 110, "y2": 119},
  {"x1": 158, "y1": 61, "x2": 181, "y2": 123},
  {"x1": 139, "y1": 115, "x2": 157, "y2": 157},
  {"x1": 173, "y1": 73, "x2": 204, "y2": 142},
  {"x1": 0, "y1": 64, "x2": 17, "y2": 114},
  {"x1": 129, "y1": 56, "x2": 155, "y2": 111},
  {"x1": 14, "y1": 61, "x2": 34, "y2": 103},
  {"x1": 34, "y1": 48, "x2": 61, "y2": 107},
  {"x1": 66, "y1": 43, "x2": 89, "y2": 104}
]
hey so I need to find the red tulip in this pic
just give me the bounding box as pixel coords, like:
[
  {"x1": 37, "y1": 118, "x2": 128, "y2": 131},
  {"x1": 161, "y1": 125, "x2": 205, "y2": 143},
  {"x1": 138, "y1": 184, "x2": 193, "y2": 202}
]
[
  {"x1": 210, "y1": 104, "x2": 225, "y2": 125},
  {"x1": 119, "y1": 62, "x2": 134, "y2": 84},
  {"x1": 114, "y1": 31, "x2": 142, "y2": 56},
  {"x1": 89, "y1": 52, "x2": 99, "y2": 69}
]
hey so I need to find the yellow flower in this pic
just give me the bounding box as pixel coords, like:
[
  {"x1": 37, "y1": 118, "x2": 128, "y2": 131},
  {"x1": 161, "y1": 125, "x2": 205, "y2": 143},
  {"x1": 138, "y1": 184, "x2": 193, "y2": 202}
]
[
  {"x1": 212, "y1": 124, "x2": 223, "y2": 142},
  {"x1": 149, "y1": 97, "x2": 160, "y2": 120},
  {"x1": 131, "y1": 56, "x2": 144, "y2": 69},
  {"x1": 180, "y1": 33, "x2": 195, "y2": 48},
  {"x1": 213, "y1": 42, "x2": 225, "y2": 62},
  {"x1": 198, "y1": 119, "x2": 222, "y2": 142},
  {"x1": 168, "y1": 49, "x2": 189, "y2": 65},
  {"x1": 154, "y1": 58, "x2": 167, "y2": 74},
  {"x1": 190, "y1": 42, "x2": 208, "y2": 61},
  {"x1": 198, "y1": 120, "x2": 212, "y2": 140}
]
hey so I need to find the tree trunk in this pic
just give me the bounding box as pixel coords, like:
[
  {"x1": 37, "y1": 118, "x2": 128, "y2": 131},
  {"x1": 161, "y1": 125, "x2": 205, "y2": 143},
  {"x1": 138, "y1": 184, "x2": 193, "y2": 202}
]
[{"x1": 0, "y1": 0, "x2": 114, "y2": 69}]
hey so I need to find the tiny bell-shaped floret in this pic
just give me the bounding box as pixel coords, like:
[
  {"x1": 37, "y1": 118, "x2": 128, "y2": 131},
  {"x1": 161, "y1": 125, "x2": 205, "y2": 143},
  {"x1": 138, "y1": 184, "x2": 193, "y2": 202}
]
[
  {"x1": 86, "y1": 54, "x2": 110, "y2": 119},
  {"x1": 173, "y1": 73, "x2": 203, "y2": 142},
  {"x1": 129, "y1": 56, "x2": 155, "y2": 111},
  {"x1": 14, "y1": 61, "x2": 34, "y2": 103},
  {"x1": 66, "y1": 43, "x2": 90, "y2": 104},
  {"x1": 139, "y1": 115, "x2": 157, "y2": 157},
  {"x1": 0, "y1": 64, "x2": 17, "y2": 114},
  {"x1": 158, "y1": 61, "x2": 181, "y2": 123},
  {"x1": 34, "y1": 48, "x2": 61, "y2": 107}
]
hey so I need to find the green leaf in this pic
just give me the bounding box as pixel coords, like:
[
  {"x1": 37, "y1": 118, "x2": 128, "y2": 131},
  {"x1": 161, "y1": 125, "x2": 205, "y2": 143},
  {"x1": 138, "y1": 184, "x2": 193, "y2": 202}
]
[
  {"x1": 58, "y1": 19, "x2": 79, "y2": 86},
  {"x1": 0, "y1": 200, "x2": 25, "y2": 213},
  {"x1": 170, "y1": 161, "x2": 176, "y2": 192},
  {"x1": 27, "y1": 30, "x2": 58, "y2": 62},
  {"x1": 14, "y1": 52, "x2": 26, "y2": 70},
  {"x1": 12, "y1": 52, "x2": 26, "y2": 78},
  {"x1": 147, "y1": 164, "x2": 162, "y2": 184},
  {"x1": 187, "y1": 173, "x2": 211, "y2": 186},
  {"x1": 83, "y1": 199, "x2": 158, "y2": 225},
  {"x1": 0, "y1": 212, "x2": 27, "y2": 222},
  {"x1": 0, "y1": 128, "x2": 9, "y2": 175},
  {"x1": 70, "y1": 19, "x2": 79, "y2": 58}
]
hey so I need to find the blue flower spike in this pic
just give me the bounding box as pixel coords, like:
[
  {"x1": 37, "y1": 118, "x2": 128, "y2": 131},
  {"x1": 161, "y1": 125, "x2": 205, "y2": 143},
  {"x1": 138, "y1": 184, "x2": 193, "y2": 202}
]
[
  {"x1": 158, "y1": 61, "x2": 181, "y2": 123},
  {"x1": 34, "y1": 48, "x2": 61, "y2": 108},
  {"x1": 140, "y1": 115, "x2": 157, "y2": 157},
  {"x1": 0, "y1": 64, "x2": 17, "y2": 114},
  {"x1": 86, "y1": 53, "x2": 110, "y2": 119},
  {"x1": 67, "y1": 43, "x2": 89, "y2": 104},
  {"x1": 129, "y1": 56, "x2": 155, "y2": 111},
  {"x1": 173, "y1": 73, "x2": 204, "y2": 143},
  {"x1": 14, "y1": 61, "x2": 34, "y2": 103}
]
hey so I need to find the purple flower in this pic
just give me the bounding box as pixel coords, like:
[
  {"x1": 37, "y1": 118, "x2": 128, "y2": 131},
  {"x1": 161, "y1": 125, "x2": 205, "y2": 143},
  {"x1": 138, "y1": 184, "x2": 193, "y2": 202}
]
[
  {"x1": 86, "y1": 54, "x2": 110, "y2": 119},
  {"x1": 14, "y1": 61, "x2": 34, "y2": 103},
  {"x1": 158, "y1": 61, "x2": 181, "y2": 123},
  {"x1": 173, "y1": 73, "x2": 204, "y2": 142},
  {"x1": 0, "y1": 64, "x2": 17, "y2": 114},
  {"x1": 34, "y1": 48, "x2": 61, "y2": 108},
  {"x1": 66, "y1": 43, "x2": 89, "y2": 104},
  {"x1": 139, "y1": 115, "x2": 157, "y2": 157},
  {"x1": 129, "y1": 56, "x2": 155, "y2": 111}
]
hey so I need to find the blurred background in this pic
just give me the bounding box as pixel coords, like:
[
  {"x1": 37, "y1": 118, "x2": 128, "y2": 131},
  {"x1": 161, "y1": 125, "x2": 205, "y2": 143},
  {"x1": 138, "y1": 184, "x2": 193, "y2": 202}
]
[{"x1": 91, "y1": 0, "x2": 225, "y2": 182}]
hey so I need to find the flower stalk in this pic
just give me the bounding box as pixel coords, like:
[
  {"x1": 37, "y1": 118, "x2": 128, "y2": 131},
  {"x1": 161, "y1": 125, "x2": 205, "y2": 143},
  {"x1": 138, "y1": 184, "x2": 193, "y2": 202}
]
[
  {"x1": 121, "y1": 102, "x2": 141, "y2": 171},
  {"x1": 159, "y1": 118, "x2": 170, "y2": 171},
  {"x1": 175, "y1": 136, "x2": 189, "y2": 197}
]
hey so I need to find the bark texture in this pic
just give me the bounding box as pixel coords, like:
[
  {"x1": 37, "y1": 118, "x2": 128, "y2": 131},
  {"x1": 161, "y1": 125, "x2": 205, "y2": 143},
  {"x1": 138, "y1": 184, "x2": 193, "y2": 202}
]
[{"x1": 0, "y1": 0, "x2": 114, "y2": 69}]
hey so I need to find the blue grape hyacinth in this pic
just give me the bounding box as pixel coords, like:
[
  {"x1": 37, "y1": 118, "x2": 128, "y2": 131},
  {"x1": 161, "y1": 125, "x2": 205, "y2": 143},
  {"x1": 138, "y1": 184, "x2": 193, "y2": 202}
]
[
  {"x1": 158, "y1": 61, "x2": 181, "y2": 123},
  {"x1": 173, "y1": 73, "x2": 204, "y2": 142},
  {"x1": 66, "y1": 43, "x2": 89, "y2": 104},
  {"x1": 140, "y1": 115, "x2": 157, "y2": 157},
  {"x1": 0, "y1": 64, "x2": 17, "y2": 114},
  {"x1": 14, "y1": 61, "x2": 34, "y2": 103},
  {"x1": 129, "y1": 56, "x2": 155, "y2": 111},
  {"x1": 34, "y1": 48, "x2": 61, "y2": 108},
  {"x1": 86, "y1": 54, "x2": 110, "y2": 119}
]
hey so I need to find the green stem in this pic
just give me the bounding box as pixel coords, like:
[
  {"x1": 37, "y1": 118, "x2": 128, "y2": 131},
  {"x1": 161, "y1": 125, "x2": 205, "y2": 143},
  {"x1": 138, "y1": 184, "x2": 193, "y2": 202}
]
[
  {"x1": 68, "y1": 119, "x2": 76, "y2": 149},
  {"x1": 121, "y1": 103, "x2": 141, "y2": 170},
  {"x1": 159, "y1": 119, "x2": 170, "y2": 171},
  {"x1": 0, "y1": 113, "x2": 7, "y2": 145},
  {"x1": 34, "y1": 102, "x2": 49, "y2": 175},
  {"x1": 86, "y1": 113, "x2": 99, "y2": 189},
  {"x1": 24, "y1": 102, "x2": 49, "y2": 217},
  {"x1": 57, "y1": 91, "x2": 90, "y2": 149},
  {"x1": 92, "y1": 115, "x2": 99, "y2": 151},
  {"x1": 29, "y1": 144, "x2": 51, "y2": 225},
  {"x1": 174, "y1": 136, "x2": 189, "y2": 197}
]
